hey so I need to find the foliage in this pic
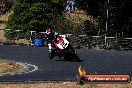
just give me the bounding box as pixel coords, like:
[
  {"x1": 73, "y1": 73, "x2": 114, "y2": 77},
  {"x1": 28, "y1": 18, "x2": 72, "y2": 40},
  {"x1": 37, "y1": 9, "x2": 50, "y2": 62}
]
[
  {"x1": 5, "y1": 0, "x2": 64, "y2": 39},
  {"x1": 56, "y1": 13, "x2": 87, "y2": 36},
  {"x1": 76, "y1": 0, "x2": 132, "y2": 37},
  {"x1": 75, "y1": 0, "x2": 105, "y2": 36},
  {"x1": 0, "y1": 0, "x2": 13, "y2": 14}
]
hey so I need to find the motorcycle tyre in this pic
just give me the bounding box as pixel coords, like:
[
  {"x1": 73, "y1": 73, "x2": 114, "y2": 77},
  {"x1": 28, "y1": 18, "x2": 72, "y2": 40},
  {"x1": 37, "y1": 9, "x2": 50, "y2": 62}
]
[
  {"x1": 49, "y1": 53, "x2": 53, "y2": 59},
  {"x1": 68, "y1": 49, "x2": 80, "y2": 61}
]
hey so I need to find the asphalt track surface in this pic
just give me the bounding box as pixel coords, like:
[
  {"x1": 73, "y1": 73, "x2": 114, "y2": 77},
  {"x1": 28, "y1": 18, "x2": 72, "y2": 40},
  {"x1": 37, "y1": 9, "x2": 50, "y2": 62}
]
[{"x1": 0, "y1": 45, "x2": 132, "y2": 82}]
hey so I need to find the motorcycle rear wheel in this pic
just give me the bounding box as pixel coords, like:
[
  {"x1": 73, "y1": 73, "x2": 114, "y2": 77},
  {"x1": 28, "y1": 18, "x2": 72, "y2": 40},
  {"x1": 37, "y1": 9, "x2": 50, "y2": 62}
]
[{"x1": 68, "y1": 49, "x2": 80, "y2": 61}]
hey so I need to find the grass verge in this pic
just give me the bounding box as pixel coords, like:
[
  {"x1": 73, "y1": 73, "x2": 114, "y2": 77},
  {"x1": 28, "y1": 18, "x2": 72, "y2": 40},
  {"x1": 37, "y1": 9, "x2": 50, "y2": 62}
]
[{"x1": 0, "y1": 59, "x2": 23, "y2": 73}]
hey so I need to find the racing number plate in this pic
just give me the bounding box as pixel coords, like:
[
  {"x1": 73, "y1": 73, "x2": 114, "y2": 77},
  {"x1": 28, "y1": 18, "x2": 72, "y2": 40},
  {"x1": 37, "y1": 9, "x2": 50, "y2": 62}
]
[{"x1": 60, "y1": 41, "x2": 67, "y2": 48}]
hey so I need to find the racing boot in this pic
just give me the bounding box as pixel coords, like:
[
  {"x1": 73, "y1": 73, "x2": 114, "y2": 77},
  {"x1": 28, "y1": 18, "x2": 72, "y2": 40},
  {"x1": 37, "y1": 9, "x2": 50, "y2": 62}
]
[{"x1": 49, "y1": 50, "x2": 54, "y2": 59}]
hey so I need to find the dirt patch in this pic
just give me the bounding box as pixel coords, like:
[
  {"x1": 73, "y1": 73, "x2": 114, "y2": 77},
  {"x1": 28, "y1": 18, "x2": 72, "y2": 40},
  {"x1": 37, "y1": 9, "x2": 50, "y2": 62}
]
[
  {"x1": 0, "y1": 59, "x2": 23, "y2": 73},
  {"x1": 0, "y1": 81, "x2": 132, "y2": 88},
  {"x1": 15, "y1": 39, "x2": 31, "y2": 45},
  {"x1": 0, "y1": 59, "x2": 39, "y2": 77},
  {"x1": 0, "y1": 11, "x2": 12, "y2": 42},
  {"x1": 0, "y1": 29, "x2": 6, "y2": 42}
]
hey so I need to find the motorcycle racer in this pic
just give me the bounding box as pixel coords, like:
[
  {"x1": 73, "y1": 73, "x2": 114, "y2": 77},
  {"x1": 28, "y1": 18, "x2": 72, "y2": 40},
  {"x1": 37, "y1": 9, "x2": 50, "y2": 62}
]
[
  {"x1": 45, "y1": 26, "x2": 80, "y2": 61},
  {"x1": 45, "y1": 26, "x2": 59, "y2": 59}
]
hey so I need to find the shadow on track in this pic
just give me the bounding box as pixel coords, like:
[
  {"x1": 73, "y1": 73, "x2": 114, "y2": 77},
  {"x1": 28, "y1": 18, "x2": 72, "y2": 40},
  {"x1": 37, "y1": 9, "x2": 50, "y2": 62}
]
[{"x1": 55, "y1": 59, "x2": 84, "y2": 62}]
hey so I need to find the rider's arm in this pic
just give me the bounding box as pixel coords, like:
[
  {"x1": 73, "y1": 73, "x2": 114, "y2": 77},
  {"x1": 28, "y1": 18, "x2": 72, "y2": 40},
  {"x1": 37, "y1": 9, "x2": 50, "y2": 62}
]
[{"x1": 45, "y1": 36, "x2": 50, "y2": 44}]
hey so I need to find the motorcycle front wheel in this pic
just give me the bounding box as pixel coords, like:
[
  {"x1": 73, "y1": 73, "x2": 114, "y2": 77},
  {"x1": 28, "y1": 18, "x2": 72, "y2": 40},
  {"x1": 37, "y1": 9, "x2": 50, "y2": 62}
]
[{"x1": 49, "y1": 53, "x2": 53, "y2": 59}]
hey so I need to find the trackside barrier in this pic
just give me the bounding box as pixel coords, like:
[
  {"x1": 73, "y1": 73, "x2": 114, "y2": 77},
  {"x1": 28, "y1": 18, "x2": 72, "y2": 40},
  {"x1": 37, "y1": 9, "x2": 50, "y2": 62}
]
[
  {"x1": 68, "y1": 35, "x2": 132, "y2": 51},
  {"x1": 11, "y1": 30, "x2": 131, "y2": 51}
]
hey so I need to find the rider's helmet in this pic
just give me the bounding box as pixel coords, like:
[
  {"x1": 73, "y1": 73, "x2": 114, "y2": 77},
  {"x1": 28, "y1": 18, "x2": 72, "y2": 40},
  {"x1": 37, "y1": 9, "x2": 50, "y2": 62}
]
[{"x1": 45, "y1": 26, "x2": 52, "y2": 35}]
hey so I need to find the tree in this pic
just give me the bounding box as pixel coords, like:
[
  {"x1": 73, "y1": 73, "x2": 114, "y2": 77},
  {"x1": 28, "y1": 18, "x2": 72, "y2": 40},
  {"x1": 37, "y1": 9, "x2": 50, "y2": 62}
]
[
  {"x1": 75, "y1": 0, "x2": 106, "y2": 36},
  {"x1": 5, "y1": 0, "x2": 64, "y2": 38},
  {"x1": 76, "y1": 0, "x2": 132, "y2": 37},
  {"x1": 0, "y1": 0, "x2": 13, "y2": 14}
]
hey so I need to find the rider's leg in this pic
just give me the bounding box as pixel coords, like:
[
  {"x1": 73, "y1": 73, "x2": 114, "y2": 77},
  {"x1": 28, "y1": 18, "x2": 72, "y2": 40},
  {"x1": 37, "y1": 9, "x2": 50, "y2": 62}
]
[
  {"x1": 48, "y1": 43, "x2": 52, "y2": 52},
  {"x1": 48, "y1": 43, "x2": 54, "y2": 59}
]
